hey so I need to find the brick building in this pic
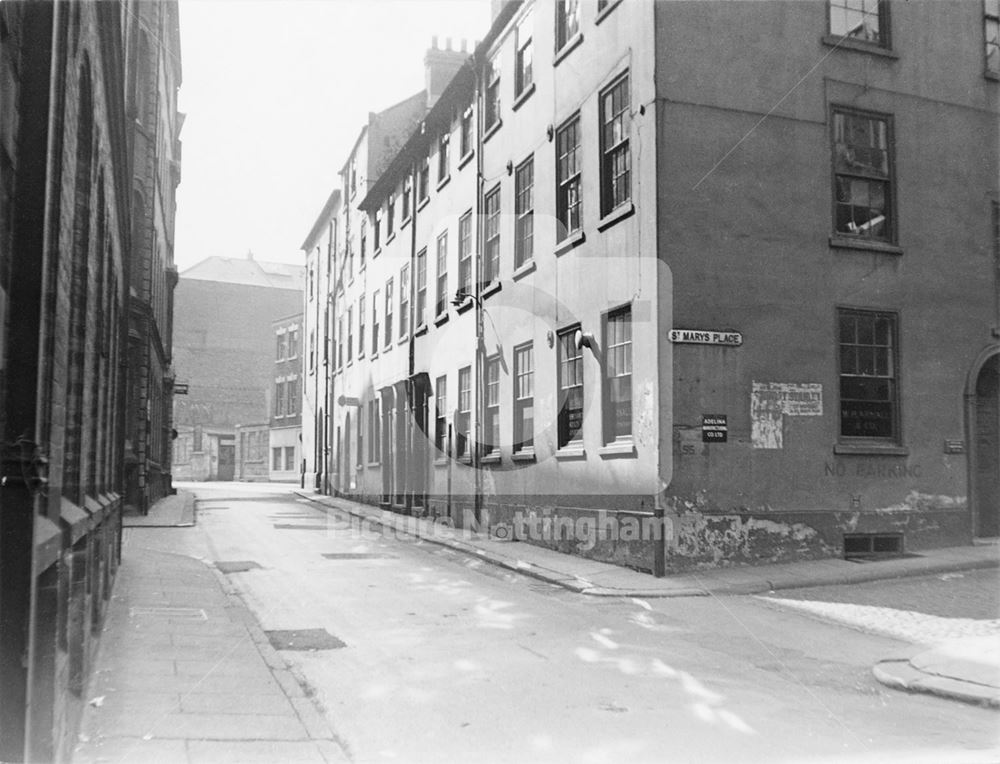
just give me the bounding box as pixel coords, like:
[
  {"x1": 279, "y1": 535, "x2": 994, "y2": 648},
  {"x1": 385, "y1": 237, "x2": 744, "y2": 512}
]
[
  {"x1": 306, "y1": 1, "x2": 999, "y2": 576},
  {"x1": 172, "y1": 255, "x2": 303, "y2": 481},
  {"x1": 270, "y1": 313, "x2": 303, "y2": 482},
  {"x1": 0, "y1": 1, "x2": 181, "y2": 758},
  {"x1": 123, "y1": 0, "x2": 183, "y2": 513}
]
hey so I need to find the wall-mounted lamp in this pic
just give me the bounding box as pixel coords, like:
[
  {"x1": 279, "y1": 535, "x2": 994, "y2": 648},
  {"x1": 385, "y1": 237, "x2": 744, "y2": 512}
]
[
  {"x1": 546, "y1": 330, "x2": 554, "y2": 348},
  {"x1": 506, "y1": 160, "x2": 513, "y2": 176},
  {"x1": 546, "y1": 124, "x2": 554, "y2": 141},
  {"x1": 574, "y1": 329, "x2": 595, "y2": 350}
]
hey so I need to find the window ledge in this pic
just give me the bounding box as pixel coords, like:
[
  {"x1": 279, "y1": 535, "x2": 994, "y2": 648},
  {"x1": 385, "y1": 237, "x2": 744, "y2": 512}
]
[
  {"x1": 986, "y1": 70, "x2": 1000, "y2": 82},
  {"x1": 417, "y1": 196, "x2": 430, "y2": 212},
  {"x1": 370, "y1": 350, "x2": 379, "y2": 360},
  {"x1": 483, "y1": 119, "x2": 502, "y2": 145},
  {"x1": 383, "y1": 343, "x2": 393, "y2": 353},
  {"x1": 434, "y1": 311, "x2": 449, "y2": 327},
  {"x1": 833, "y1": 443, "x2": 910, "y2": 457},
  {"x1": 554, "y1": 32, "x2": 584, "y2": 66},
  {"x1": 829, "y1": 236, "x2": 903, "y2": 256},
  {"x1": 512, "y1": 259, "x2": 536, "y2": 281},
  {"x1": 458, "y1": 150, "x2": 475, "y2": 171},
  {"x1": 386, "y1": 232, "x2": 396, "y2": 245},
  {"x1": 456, "y1": 297, "x2": 474, "y2": 314},
  {"x1": 512, "y1": 83, "x2": 536, "y2": 112},
  {"x1": 414, "y1": 323, "x2": 428, "y2": 337},
  {"x1": 481, "y1": 452, "x2": 502, "y2": 465},
  {"x1": 597, "y1": 202, "x2": 635, "y2": 232},
  {"x1": 373, "y1": 247, "x2": 382, "y2": 259},
  {"x1": 821, "y1": 35, "x2": 898, "y2": 59},
  {"x1": 512, "y1": 449, "x2": 536, "y2": 463},
  {"x1": 358, "y1": 353, "x2": 366, "y2": 361},
  {"x1": 555, "y1": 446, "x2": 586, "y2": 461},
  {"x1": 595, "y1": 0, "x2": 623, "y2": 24},
  {"x1": 367, "y1": 460, "x2": 381, "y2": 468},
  {"x1": 599, "y1": 440, "x2": 636, "y2": 458},
  {"x1": 437, "y1": 174, "x2": 451, "y2": 192},
  {"x1": 482, "y1": 280, "x2": 502, "y2": 299},
  {"x1": 555, "y1": 229, "x2": 586, "y2": 256},
  {"x1": 401, "y1": 215, "x2": 411, "y2": 230},
  {"x1": 397, "y1": 334, "x2": 408, "y2": 346}
]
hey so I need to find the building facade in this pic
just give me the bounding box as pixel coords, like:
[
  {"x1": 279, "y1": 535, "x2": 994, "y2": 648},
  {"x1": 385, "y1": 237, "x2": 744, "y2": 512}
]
[
  {"x1": 306, "y1": 1, "x2": 999, "y2": 576},
  {"x1": 172, "y1": 255, "x2": 303, "y2": 481},
  {"x1": 0, "y1": 1, "x2": 181, "y2": 758},
  {"x1": 124, "y1": 0, "x2": 183, "y2": 513},
  {"x1": 270, "y1": 313, "x2": 303, "y2": 482}
]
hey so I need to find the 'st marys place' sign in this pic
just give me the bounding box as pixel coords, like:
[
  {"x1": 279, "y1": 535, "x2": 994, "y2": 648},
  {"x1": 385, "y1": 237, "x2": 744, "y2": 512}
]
[{"x1": 669, "y1": 329, "x2": 743, "y2": 346}]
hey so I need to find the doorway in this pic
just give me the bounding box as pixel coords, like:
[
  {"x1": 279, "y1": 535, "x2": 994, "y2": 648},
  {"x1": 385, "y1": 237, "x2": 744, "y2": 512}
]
[
  {"x1": 973, "y1": 353, "x2": 999, "y2": 538},
  {"x1": 217, "y1": 443, "x2": 235, "y2": 481}
]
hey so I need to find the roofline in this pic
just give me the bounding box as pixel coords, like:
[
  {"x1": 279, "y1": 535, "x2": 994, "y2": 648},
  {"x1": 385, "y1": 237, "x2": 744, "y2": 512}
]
[
  {"x1": 300, "y1": 188, "x2": 342, "y2": 251},
  {"x1": 272, "y1": 312, "x2": 305, "y2": 325},
  {"x1": 358, "y1": 1, "x2": 522, "y2": 212}
]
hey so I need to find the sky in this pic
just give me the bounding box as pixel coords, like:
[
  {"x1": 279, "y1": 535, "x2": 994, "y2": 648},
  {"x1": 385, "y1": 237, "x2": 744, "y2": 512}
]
[{"x1": 174, "y1": 0, "x2": 491, "y2": 272}]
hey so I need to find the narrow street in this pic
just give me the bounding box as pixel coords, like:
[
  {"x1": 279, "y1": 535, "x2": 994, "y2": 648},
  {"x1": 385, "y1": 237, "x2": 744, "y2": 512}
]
[{"x1": 162, "y1": 482, "x2": 999, "y2": 764}]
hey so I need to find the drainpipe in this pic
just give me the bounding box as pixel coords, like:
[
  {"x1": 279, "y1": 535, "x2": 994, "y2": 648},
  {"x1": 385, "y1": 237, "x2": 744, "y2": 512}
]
[
  {"x1": 473, "y1": 55, "x2": 485, "y2": 529},
  {"x1": 407, "y1": 162, "x2": 418, "y2": 510}
]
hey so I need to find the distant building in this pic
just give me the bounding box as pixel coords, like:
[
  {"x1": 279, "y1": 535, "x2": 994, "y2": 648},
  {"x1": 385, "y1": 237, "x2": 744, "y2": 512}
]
[
  {"x1": 270, "y1": 313, "x2": 303, "y2": 482},
  {"x1": 172, "y1": 254, "x2": 303, "y2": 481},
  {"x1": 305, "y1": 2, "x2": 999, "y2": 576}
]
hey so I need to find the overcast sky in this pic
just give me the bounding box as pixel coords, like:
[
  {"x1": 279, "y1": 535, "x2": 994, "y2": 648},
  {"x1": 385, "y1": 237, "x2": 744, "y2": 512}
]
[{"x1": 174, "y1": 0, "x2": 491, "y2": 271}]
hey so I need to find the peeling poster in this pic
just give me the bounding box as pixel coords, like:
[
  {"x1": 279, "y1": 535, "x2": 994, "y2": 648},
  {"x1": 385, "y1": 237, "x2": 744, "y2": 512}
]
[{"x1": 751, "y1": 382, "x2": 823, "y2": 449}]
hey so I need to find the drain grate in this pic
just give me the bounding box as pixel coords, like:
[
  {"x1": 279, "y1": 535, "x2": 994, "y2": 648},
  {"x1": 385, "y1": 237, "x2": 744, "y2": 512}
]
[
  {"x1": 264, "y1": 628, "x2": 346, "y2": 651},
  {"x1": 273, "y1": 524, "x2": 330, "y2": 531},
  {"x1": 322, "y1": 552, "x2": 396, "y2": 560},
  {"x1": 130, "y1": 606, "x2": 207, "y2": 621},
  {"x1": 215, "y1": 560, "x2": 262, "y2": 573}
]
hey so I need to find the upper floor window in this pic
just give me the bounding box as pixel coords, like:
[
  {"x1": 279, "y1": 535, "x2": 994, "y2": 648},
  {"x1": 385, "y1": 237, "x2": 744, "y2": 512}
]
[
  {"x1": 513, "y1": 343, "x2": 534, "y2": 452},
  {"x1": 515, "y1": 9, "x2": 534, "y2": 97},
  {"x1": 349, "y1": 158, "x2": 358, "y2": 196},
  {"x1": 460, "y1": 108, "x2": 474, "y2": 157},
  {"x1": 603, "y1": 305, "x2": 632, "y2": 441},
  {"x1": 400, "y1": 264, "x2": 410, "y2": 337},
  {"x1": 276, "y1": 332, "x2": 287, "y2": 361},
  {"x1": 459, "y1": 210, "x2": 473, "y2": 293},
  {"x1": 484, "y1": 186, "x2": 501, "y2": 282},
  {"x1": 337, "y1": 315, "x2": 344, "y2": 368},
  {"x1": 275, "y1": 380, "x2": 286, "y2": 417},
  {"x1": 829, "y1": 0, "x2": 888, "y2": 47},
  {"x1": 402, "y1": 177, "x2": 411, "y2": 220},
  {"x1": 556, "y1": 0, "x2": 580, "y2": 51},
  {"x1": 387, "y1": 195, "x2": 395, "y2": 236},
  {"x1": 987, "y1": 0, "x2": 999, "y2": 74},
  {"x1": 418, "y1": 157, "x2": 430, "y2": 203},
  {"x1": 416, "y1": 248, "x2": 428, "y2": 326},
  {"x1": 832, "y1": 108, "x2": 893, "y2": 242},
  {"x1": 484, "y1": 53, "x2": 500, "y2": 131},
  {"x1": 485, "y1": 356, "x2": 501, "y2": 455},
  {"x1": 358, "y1": 295, "x2": 366, "y2": 358},
  {"x1": 556, "y1": 115, "x2": 582, "y2": 241},
  {"x1": 436, "y1": 231, "x2": 449, "y2": 317},
  {"x1": 360, "y1": 217, "x2": 367, "y2": 266},
  {"x1": 384, "y1": 278, "x2": 394, "y2": 347},
  {"x1": 287, "y1": 328, "x2": 298, "y2": 359},
  {"x1": 457, "y1": 366, "x2": 471, "y2": 459},
  {"x1": 838, "y1": 309, "x2": 898, "y2": 441},
  {"x1": 600, "y1": 73, "x2": 631, "y2": 215},
  {"x1": 438, "y1": 133, "x2": 450, "y2": 181},
  {"x1": 286, "y1": 377, "x2": 297, "y2": 416},
  {"x1": 371, "y1": 289, "x2": 380, "y2": 355},
  {"x1": 435, "y1": 375, "x2": 448, "y2": 455},
  {"x1": 373, "y1": 211, "x2": 382, "y2": 250},
  {"x1": 346, "y1": 309, "x2": 353, "y2": 363},
  {"x1": 557, "y1": 326, "x2": 584, "y2": 448},
  {"x1": 308, "y1": 267, "x2": 315, "y2": 300},
  {"x1": 515, "y1": 156, "x2": 534, "y2": 268}
]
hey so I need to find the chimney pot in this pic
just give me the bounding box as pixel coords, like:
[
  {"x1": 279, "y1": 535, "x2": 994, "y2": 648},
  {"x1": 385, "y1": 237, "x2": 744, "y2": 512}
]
[{"x1": 431, "y1": 35, "x2": 438, "y2": 49}]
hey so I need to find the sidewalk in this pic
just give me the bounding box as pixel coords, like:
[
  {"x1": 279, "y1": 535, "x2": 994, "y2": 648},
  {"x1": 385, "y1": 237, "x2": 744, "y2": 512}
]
[
  {"x1": 75, "y1": 500, "x2": 348, "y2": 763},
  {"x1": 293, "y1": 489, "x2": 1000, "y2": 598},
  {"x1": 122, "y1": 491, "x2": 196, "y2": 527},
  {"x1": 874, "y1": 636, "x2": 1000, "y2": 708}
]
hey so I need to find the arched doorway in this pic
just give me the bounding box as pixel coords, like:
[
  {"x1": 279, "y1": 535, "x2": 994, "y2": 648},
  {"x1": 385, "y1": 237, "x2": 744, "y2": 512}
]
[{"x1": 970, "y1": 351, "x2": 1000, "y2": 538}]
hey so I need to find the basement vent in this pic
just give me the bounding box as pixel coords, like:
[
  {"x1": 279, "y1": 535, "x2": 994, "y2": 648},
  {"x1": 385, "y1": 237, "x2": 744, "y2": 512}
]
[{"x1": 843, "y1": 532, "x2": 907, "y2": 560}]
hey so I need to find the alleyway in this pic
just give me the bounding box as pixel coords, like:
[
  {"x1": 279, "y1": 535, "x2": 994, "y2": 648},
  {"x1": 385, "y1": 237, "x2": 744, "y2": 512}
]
[{"x1": 76, "y1": 483, "x2": 1000, "y2": 764}]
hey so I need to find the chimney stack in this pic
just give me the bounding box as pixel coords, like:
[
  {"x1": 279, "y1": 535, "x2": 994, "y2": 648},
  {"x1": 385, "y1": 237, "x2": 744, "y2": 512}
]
[{"x1": 424, "y1": 36, "x2": 468, "y2": 109}]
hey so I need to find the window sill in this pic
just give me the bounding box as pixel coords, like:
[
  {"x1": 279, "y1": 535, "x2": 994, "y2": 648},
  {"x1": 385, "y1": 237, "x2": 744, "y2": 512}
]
[
  {"x1": 401, "y1": 215, "x2": 411, "y2": 230},
  {"x1": 512, "y1": 82, "x2": 536, "y2": 112},
  {"x1": 829, "y1": 236, "x2": 903, "y2": 256},
  {"x1": 367, "y1": 460, "x2": 381, "y2": 468},
  {"x1": 370, "y1": 350, "x2": 379, "y2": 360},
  {"x1": 373, "y1": 247, "x2": 382, "y2": 259},
  {"x1": 512, "y1": 448, "x2": 536, "y2": 463},
  {"x1": 482, "y1": 280, "x2": 502, "y2": 300},
  {"x1": 386, "y1": 232, "x2": 396, "y2": 246},
  {"x1": 986, "y1": 69, "x2": 1000, "y2": 82},
  {"x1": 821, "y1": 35, "x2": 898, "y2": 59},
  {"x1": 414, "y1": 323, "x2": 428, "y2": 337},
  {"x1": 481, "y1": 452, "x2": 502, "y2": 465},
  {"x1": 483, "y1": 119, "x2": 502, "y2": 145},
  {"x1": 599, "y1": 440, "x2": 636, "y2": 458},
  {"x1": 512, "y1": 259, "x2": 536, "y2": 281},
  {"x1": 456, "y1": 297, "x2": 474, "y2": 314},
  {"x1": 597, "y1": 201, "x2": 635, "y2": 232},
  {"x1": 397, "y1": 334, "x2": 408, "y2": 346},
  {"x1": 434, "y1": 311, "x2": 449, "y2": 327},
  {"x1": 555, "y1": 229, "x2": 586, "y2": 256},
  {"x1": 554, "y1": 32, "x2": 583, "y2": 67},
  {"x1": 358, "y1": 353, "x2": 365, "y2": 361},
  {"x1": 595, "y1": 0, "x2": 623, "y2": 24},
  {"x1": 437, "y1": 174, "x2": 451, "y2": 192},
  {"x1": 458, "y1": 150, "x2": 475, "y2": 171},
  {"x1": 555, "y1": 446, "x2": 586, "y2": 461},
  {"x1": 383, "y1": 343, "x2": 393, "y2": 353},
  {"x1": 417, "y1": 196, "x2": 429, "y2": 212},
  {"x1": 833, "y1": 443, "x2": 910, "y2": 457}
]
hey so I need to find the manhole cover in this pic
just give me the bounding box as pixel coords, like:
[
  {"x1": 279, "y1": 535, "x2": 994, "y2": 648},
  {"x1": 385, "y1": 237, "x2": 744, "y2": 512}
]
[
  {"x1": 215, "y1": 560, "x2": 262, "y2": 573},
  {"x1": 264, "y1": 628, "x2": 346, "y2": 651},
  {"x1": 273, "y1": 524, "x2": 330, "y2": 531},
  {"x1": 130, "y1": 607, "x2": 207, "y2": 621},
  {"x1": 322, "y1": 553, "x2": 397, "y2": 560}
]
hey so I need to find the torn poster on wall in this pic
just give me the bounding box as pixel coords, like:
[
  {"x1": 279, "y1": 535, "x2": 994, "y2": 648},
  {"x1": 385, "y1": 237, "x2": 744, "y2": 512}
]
[{"x1": 751, "y1": 382, "x2": 823, "y2": 449}]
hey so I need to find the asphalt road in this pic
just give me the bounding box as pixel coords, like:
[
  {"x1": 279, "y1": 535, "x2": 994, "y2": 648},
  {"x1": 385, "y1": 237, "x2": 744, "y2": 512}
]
[{"x1": 179, "y1": 483, "x2": 1000, "y2": 764}]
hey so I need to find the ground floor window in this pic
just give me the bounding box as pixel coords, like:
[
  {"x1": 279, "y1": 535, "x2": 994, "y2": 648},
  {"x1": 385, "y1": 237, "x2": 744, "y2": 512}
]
[
  {"x1": 272, "y1": 447, "x2": 282, "y2": 471},
  {"x1": 838, "y1": 308, "x2": 897, "y2": 440},
  {"x1": 284, "y1": 446, "x2": 295, "y2": 471}
]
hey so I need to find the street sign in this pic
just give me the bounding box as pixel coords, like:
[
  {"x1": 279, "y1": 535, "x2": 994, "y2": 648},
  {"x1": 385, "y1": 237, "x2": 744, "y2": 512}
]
[
  {"x1": 702, "y1": 414, "x2": 728, "y2": 443},
  {"x1": 174, "y1": 383, "x2": 189, "y2": 395},
  {"x1": 669, "y1": 329, "x2": 742, "y2": 346}
]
